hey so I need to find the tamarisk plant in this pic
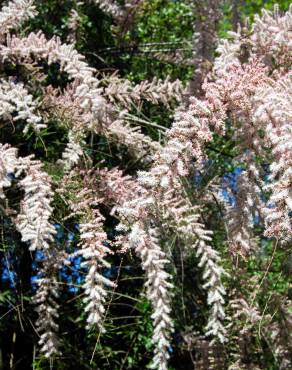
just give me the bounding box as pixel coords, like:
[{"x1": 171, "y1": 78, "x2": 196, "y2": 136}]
[{"x1": 0, "y1": 0, "x2": 291, "y2": 369}]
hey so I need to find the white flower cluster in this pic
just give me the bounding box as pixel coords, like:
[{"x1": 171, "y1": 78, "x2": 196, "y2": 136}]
[
  {"x1": 160, "y1": 188, "x2": 227, "y2": 344},
  {"x1": 222, "y1": 171, "x2": 261, "y2": 258},
  {"x1": 58, "y1": 131, "x2": 84, "y2": 171},
  {"x1": 197, "y1": 240, "x2": 226, "y2": 343},
  {"x1": 64, "y1": 181, "x2": 115, "y2": 332},
  {"x1": 135, "y1": 91, "x2": 228, "y2": 346},
  {"x1": 134, "y1": 101, "x2": 228, "y2": 348},
  {"x1": 34, "y1": 259, "x2": 59, "y2": 358},
  {"x1": 0, "y1": 78, "x2": 45, "y2": 134},
  {"x1": 0, "y1": 33, "x2": 184, "y2": 170},
  {"x1": 0, "y1": 0, "x2": 36, "y2": 36},
  {"x1": 82, "y1": 170, "x2": 176, "y2": 367},
  {"x1": 214, "y1": 30, "x2": 242, "y2": 74},
  {"x1": 0, "y1": 143, "x2": 17, "y2": 198},
  {"x1": 0, "y1": 144, "x2": 56, "y2": 251},
  {"x1": 150, "y1": 93, "x2": 224, "y2": 188},
  {"x1": 43, "y1": 84, "x2": 161, "y2": 165},
  {"x1": 109, "y1": 119, "x2": 161, "y2": 162},
  {"x1": 50, "y1": 43, "x2": 108, "y2": 124},
  {"x1": 129, "y1": 224, "x2": 173, "y2": 370},
  {"x1": 215, "y1": 5, "x2": 292, "y2": 74},
  {"x1": 210, "y1": 7, "x2": 292, "y2": 246},
  {"x1": 252, "y1": 4, "x2": 292, "y2": 68},
  {"x1": 105, "y1": 75, "x2": 183, "y2": 108},
  {"x1": 78, "y1": 210, "x2": 115, "y2": 331},
  {"x1": 0, "y1": 146, "x2": 58, "y2": 358},
  {"x1": 16, "y1": 157, "x2": 56, "y2": 251},
  {"x1": 254, "y1": 73, "x2": 292, "y2": 242},
  {"x1": 0, "y1": 33, "x2": 108, "y2": 126}
]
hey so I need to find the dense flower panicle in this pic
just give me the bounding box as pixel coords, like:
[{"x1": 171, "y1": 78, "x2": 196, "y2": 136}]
[
  {"x1": 210, "y1": 58, "x2": 267, "y2": 105},
  {"x1": 221, "y1": 171, "x2": 261, "y2": 258},
  {"x1": 253, "y1": 72, "x2": 292, "y2": 242},
  {"x1": 196, "y1": 240, "x2": 226, "y2": 343},
  {"x1": 0, "y1": 143, "x2": 17, "y2": 198},
  {"x1": 43, "y1": 84, "x2": 161, "y2": 165},
  {"x1": 166, "y1": 83, "x2": 226, "y2": 172},
  {"x1": 108, "y1": 118, "x2": 161, "y2": 162},
  {"x1": 105, "y1": 75, "x2": 184, "y2": 108},
  {"x1": 162, "y1": 192, "x2": 227, "y2": 346},
  {"x1": 210, "y1": 18, "x2": 292, "y2": 244},
  {"x1": 0, "y1": 32, "x2": 109, "y2": 125},
  {"x1": 138, "y1": 175, "x2": 228, "y2": 346},
  {"x1": 51, "y1": 44, "x2": 107, "y2": 123},
  {"x1": 137, "y1": 76, "x2": 184, "y2": 107},
  {"x1": 15, "y1": 156, "x2": 56, "y2": 251},
  {"x1": 78, "y1": 169, "x2": 174, "y2": 368},
  {"x1": 79, "y1": 209, "x2": 115, "y2": 331},
  {"x1": 205, "y1": 59, "x2": 269, "y2": 151},
  {"x1": 0, "y1": 0, "x2": 36, "y2": 36},
  {"x1": 0, "y1": 79, "x2": 45, "y2": 133},
  {"x1": 215, "y1": 5, "x2": 292, "y2": 74},
  {"x1": 159, "y1": 187, "x2": 208, "y2": 239},
  {"x1": 134, "y1": 83, "x2": 228, "y2": 345},
  {"x1": 130, "y1": 67, "x2": 229, "y2": 343},
  {"x1": 0, "y1": 144, "x2": 59, "y2": 353},
  {"x1": 58, "y1": 131, "x2": 85, "y2": 171},
  {"x1": 41, "y1": 71, "x2": 180, "y2": 165},
  {"x1": 65, "y1": 179, "x2": 115, "y2": 331},
  {"x1": 95, "y1": 167, "x2": 141, "y2": 213},
  {"x1": 141, "y1": 95, "x2": 225, "y2": 190},
  {"x1": 129, "y1": 225, "x2": 173, "y2": 370},
  {"x1": 34, "y1": 257, "x2": 60, "y2": 358},
  {"x1": 0, "y1": 145, "x2": 57, "y2": 251},
  {"x1": 0, "y1": 32, "x2": 181, "y2": 172},
  {"x1": 252, "y1": 5, "x2": 292, "y2": 69},
  {"x1": 214, "y1": 30, "x2": 243, "y2": 75},
  {"x1": 158, "y1": 187, "x2": 227, "y2": 343},
  {"x1": 0, "y1": 31, "x2": 180, "y2": 130}
]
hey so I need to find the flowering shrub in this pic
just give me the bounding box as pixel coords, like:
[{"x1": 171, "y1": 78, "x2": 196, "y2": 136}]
[{"x1": 0, "y1": 1, "x2": 291, "y2": 369}]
